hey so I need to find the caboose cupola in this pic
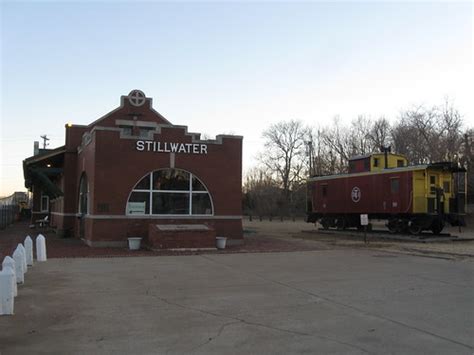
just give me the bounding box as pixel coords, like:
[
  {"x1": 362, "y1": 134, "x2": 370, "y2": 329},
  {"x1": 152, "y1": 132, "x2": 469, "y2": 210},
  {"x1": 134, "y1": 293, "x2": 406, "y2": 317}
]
[{"x1": 348, "y1": 151, "x2": 408, "y2": 173}]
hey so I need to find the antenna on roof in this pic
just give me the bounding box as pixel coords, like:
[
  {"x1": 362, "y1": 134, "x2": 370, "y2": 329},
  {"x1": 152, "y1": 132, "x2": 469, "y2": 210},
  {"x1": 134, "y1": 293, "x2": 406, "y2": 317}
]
[{"x1": 40, "y1": 135, "x2": 50, "y2": 149}]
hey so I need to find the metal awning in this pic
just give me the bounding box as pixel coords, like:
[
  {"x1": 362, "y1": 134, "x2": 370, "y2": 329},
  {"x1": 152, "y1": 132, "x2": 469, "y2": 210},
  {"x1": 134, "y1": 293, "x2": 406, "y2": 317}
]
[{"x1": 23, "y1": 146, "x2": 66, "y2": 198}]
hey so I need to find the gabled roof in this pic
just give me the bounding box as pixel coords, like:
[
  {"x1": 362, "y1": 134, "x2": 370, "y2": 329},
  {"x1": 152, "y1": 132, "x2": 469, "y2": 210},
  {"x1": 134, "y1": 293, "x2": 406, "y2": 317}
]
[{"x1": 85, "y1": 90, "x2": 171, "y2": 128}]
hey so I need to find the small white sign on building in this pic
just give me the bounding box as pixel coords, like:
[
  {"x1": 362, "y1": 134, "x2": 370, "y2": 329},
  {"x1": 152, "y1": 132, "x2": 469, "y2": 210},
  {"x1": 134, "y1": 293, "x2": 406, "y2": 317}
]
[
  {"x1": 128, "y1": 202, "x2": 146, "y2": 215},
  {"x1": 360, "y1": 214, "x2": 369, "y2": 226}
]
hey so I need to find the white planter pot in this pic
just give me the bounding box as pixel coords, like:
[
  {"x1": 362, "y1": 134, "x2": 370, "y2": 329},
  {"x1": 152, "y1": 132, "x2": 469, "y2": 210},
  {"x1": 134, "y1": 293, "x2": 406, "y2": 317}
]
[
  {"x1": 128, "y1": 238, "x2": 142, "y2": 250},
  {"x1": 216, "y1": 237, "x2": 227, "y2": 250}
]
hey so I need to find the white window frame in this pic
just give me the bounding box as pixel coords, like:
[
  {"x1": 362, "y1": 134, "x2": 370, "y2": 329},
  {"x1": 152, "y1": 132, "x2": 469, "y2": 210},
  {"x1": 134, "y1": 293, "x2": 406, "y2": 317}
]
[
  {"x1": 127, "y1": 169, "x2": 214, "y2": 216},
  {"x1": 40, "y1": 194, "x2": 49, "y2": 213}
]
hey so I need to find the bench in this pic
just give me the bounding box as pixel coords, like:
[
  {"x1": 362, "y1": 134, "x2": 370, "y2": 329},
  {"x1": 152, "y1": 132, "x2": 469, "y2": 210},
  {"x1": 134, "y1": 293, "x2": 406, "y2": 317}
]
[{"x1": 35, "y1": 215, "x2": 49, "y2": 228}]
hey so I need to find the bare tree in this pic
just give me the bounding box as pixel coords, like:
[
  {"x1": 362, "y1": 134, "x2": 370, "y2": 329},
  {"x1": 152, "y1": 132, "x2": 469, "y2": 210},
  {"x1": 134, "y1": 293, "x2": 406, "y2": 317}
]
[
  {"x1": 437, "y1": 98, "x2": 463, "y2": 161},
  {"x1": 392, "y1": 99, "x2": 464, "y2": 164},
  {"x1": 308, "y1": 125, "x2": 345, "y2": 176},
  {"x1": 348, "y1": 115, "x2": 373, "y2": 155},
  {"x1": 368, "y1": 117, "x2": 391, "y2": 149},
  {"x1": 460, "y1": 129, "x2": 474, "y2": 202},
  {"x1": 243, "y1": 167, "x2": 280, "y2": 216},
  {"x1": 259, "y1": 120, "x2": 309, "y2": 200},
  {"x1": 320, "y1": 117, "x2": 352, "y2": 173}
]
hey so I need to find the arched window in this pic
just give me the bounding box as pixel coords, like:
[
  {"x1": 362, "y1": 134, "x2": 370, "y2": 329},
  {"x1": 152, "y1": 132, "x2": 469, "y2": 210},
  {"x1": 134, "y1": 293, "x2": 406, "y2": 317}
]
[
  {"x1": 78, "y1": 174, "x2": 89, "y2": 214},
  {"x1": 127, "y1": 169, "x2": 213, "y2": 216}
]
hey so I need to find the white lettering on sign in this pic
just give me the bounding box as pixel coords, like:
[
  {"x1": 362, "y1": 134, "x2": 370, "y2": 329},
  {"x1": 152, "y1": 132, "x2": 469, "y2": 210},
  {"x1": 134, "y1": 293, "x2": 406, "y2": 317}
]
[{"x1": 136, "y1": 140, "x2": 208, "y2": 155}]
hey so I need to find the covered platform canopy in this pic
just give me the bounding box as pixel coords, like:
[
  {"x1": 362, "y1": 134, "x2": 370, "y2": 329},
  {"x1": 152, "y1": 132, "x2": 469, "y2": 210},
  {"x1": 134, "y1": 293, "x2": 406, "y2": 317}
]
[{"x1": 23, "y1": 146, "x2": 65, "y2": 199}]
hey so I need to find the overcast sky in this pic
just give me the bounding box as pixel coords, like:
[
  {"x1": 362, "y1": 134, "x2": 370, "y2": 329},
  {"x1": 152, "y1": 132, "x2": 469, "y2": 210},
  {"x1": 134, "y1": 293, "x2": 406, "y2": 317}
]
[{"x1": 1, "y1": 1, "x2": 472, "y2": 197}]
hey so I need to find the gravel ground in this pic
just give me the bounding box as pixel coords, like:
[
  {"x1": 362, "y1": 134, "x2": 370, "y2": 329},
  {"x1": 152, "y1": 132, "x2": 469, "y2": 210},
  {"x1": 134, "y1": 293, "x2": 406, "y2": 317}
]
[{"x1": 244, "y1": 218, "x2": 474, "y2": 260}]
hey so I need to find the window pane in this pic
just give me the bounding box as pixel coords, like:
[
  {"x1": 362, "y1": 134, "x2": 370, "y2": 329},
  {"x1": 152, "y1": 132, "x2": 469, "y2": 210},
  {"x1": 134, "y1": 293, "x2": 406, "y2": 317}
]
[
  {"x1": 390, "y1": 179, "x2": 399, "y2": 193},
  {"x1": 363, "y1": 159, "x2": 370, "y2": 170},
  {"x1": 80, "y1": 193, "x2": 88, "y2": 214},
  {"x1": 397, "y1": 159, "x2": 404, "y2": 167},
  {"x1": 153, "y1": 170, "x2": 189, "y2": 191},
  {"x1": 41, "y1": 196, "x2": 49, "y2": 212},
  {"x1": 128, "y1": 192, "x2": 150, "y2": 214},
  {"x1": 443, "y1": 181, "x2": 450, "y2": 193},
  {"x1": 120, "y1": 126, "x2": 132, "y2": 136},
  {"x1": 152, "y1": 192, "x2": 189, "y2": 214},
  {"x1": 192, "y1": 193, "x2": 212, "y2": 214},
  {"x1": 192, "y1": 176, "x2": 207, "y2": 191},
  {"x1": 135, "y1": 174, "x2": 150, "y2": 190},
  {"x1": 139, "y1": 127, "x2": 154, "y2": 138}
]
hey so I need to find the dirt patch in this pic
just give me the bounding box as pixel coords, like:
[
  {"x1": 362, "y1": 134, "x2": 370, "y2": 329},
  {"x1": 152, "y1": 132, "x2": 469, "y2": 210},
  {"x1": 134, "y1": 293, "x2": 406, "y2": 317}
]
[{"x1": 244, "y1": 218, "x2": 474, "y2": 260}]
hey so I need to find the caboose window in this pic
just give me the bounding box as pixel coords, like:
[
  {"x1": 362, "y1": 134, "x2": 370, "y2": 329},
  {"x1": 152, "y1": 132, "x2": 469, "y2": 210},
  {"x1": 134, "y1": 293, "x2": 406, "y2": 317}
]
[
  {"x1": 373, "y1": 158, "x2": 379, "y2": 167},
  {"x1": 430, "y1": 175, "x2": 436, "y2": 184},
  {"x1": 364, "y1": 159, "x2": 370, "y2": 170},
  {"x1": 390, "y1": 178, "x2": 399, "y2": 193},
  {"x1": 397, "y1": 159, "x2": 404, "y2": 167},
  {"x1": 322, "y1": 184, "x2": 327, "y2": 197},
  {"x1": 443, "y1": 181, "x2": 450, "y2": 193}
]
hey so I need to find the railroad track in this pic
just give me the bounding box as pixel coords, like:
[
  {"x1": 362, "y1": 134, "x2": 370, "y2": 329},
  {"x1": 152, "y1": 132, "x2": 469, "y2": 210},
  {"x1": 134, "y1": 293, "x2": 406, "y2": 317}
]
[{"x1": 302, "y1": 227, "x2": 474, "y2": 242}]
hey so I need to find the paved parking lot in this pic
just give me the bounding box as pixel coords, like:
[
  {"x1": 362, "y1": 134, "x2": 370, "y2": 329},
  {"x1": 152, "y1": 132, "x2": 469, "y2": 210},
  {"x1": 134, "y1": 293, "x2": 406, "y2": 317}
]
[{"x1": 1, "y1": 249, "x2": 473, "y2": 354}]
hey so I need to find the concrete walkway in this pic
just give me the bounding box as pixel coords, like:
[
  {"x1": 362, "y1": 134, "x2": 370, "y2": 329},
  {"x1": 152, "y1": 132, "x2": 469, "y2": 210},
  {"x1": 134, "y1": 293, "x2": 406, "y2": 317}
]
[{"x1": 1, "y1": 250, "x2": 473, "y2": 354}]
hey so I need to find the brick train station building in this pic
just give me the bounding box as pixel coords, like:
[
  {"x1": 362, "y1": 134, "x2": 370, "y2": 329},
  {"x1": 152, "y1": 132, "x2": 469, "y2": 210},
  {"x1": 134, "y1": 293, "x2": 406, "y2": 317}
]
[{"x1": 23, "y1": 90, "x2": 243, "y2": 248}]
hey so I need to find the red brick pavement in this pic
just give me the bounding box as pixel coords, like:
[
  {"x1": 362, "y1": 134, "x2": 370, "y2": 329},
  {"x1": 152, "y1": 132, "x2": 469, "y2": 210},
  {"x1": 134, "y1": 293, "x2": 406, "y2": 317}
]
[{"x1": 0, "y1": 221, "x2": 323, "y2": 259}]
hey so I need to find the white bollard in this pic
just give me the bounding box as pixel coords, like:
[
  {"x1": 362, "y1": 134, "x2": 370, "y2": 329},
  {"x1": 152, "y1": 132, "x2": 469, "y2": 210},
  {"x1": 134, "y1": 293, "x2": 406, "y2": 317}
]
[
  {"x1": 18, "y1": 244, "x2": 27, "y2": 272},
  {"x1": 12, "y1": 248, "x2": 25, "y2": 284},
  {"x1": 25, "y1": 236, "x2": 34, "y2": 266},
  {"x1": 2, "y1": 257, "x2": 17, "y2": 296},
  {"x1": 0, "y1": 268, "x2": 15, "y2": 315},
  {"x1": 36, "y1": 234, "x2": 47, "y2": 262}
]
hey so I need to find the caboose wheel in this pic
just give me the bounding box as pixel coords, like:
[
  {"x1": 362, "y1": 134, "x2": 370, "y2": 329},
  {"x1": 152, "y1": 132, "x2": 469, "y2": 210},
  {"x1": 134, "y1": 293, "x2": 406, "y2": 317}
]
[
  {"x1": 336, "y1": 217, "x2": 346, "y2": 230},
  {"x1": 408, "y1": 220, "x2": 422, "y2": 235},
  {"x1": 431, "y1": 220, "x2": 444, "y2": 235},
  {"x1": 321, "y1": 219, "x2": 330, "y2": 230},
  {"x1": 387, "y1": 219, "x2": 397, "y2": 234}
]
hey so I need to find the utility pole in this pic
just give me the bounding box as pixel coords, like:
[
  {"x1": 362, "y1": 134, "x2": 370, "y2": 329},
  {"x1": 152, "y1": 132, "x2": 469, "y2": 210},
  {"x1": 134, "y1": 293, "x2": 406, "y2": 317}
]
[
  {"x1": 40, "y1": 135, "x2": 50, "y2": 149},
  {"x1": 306, "y1": 141, "x2": 313, "y2": 177}
]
